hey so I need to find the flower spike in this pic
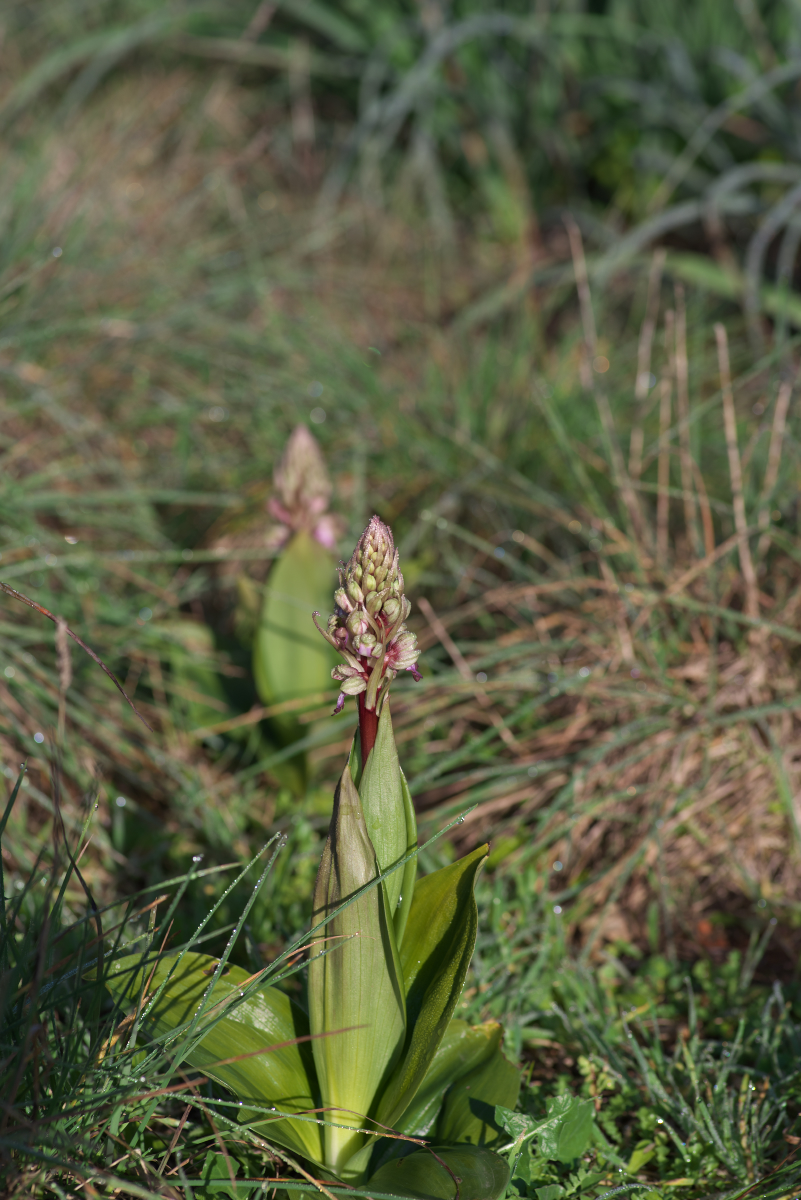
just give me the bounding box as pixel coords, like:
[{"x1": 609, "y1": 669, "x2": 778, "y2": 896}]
[
  {"x1": 317, "y1": 516, "x2": 421, "y2": 752},
  {"x1": 266, "y1": 424, "x2": 345, "y2": 551}
]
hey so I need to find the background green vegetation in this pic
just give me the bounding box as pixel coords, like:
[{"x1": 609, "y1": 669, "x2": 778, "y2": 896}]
[{"x1": 3, "y1": 1, "x2": 801, "y2": 1196}]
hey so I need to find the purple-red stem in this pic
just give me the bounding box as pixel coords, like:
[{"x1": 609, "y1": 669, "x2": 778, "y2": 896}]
[{"x1": 358, "y1": 694, "x2": 378, "y2": 764}]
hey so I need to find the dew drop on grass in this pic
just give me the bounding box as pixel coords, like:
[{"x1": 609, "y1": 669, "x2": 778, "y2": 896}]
[{"x1": 192, "y1": 855, "x2": 203, "y2": 863}]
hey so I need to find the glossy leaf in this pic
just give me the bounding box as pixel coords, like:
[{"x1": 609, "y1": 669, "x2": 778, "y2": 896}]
[
  {"x1": 493, "y1": 1103, "x2": 534, "y2": 1144},
  {"x1": 308, "y1": 764, "x2": 406, "y2": 1178},
  {"x1": 538, "y1": 1096, "x2": 595, "y2": 1163},
  {"x1": 394, "y1": 768, "x2": 417, "y2": 948},
  {"x1": 366, "y1": 1145, "x2": 510, "y2": 1200},
  {"x1": 348, "y1": 728, "x2": 363, "y2": 789},
  {"x1": 358, "y1": 700, "x2": 413, "y2": 917},
  {"x1": 253, "y1": 530, "x2": 337, "y2": 730},
  {"x1": 397, "y1": 1020, "x2": 508, "y2": 1139},
  {"x1": 375, "y1": 845, "x2": 488, "y2": 1134},
  {"x1": 435, "y1": 1034, "x2": 520, "y2": 1145},
  {"x1": 103, "y1": 950, "x2": 322, "y2": 1162}
]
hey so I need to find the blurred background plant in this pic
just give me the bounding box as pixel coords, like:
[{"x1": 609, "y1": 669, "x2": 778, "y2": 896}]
[{"x1": 3, "y1": 0, "x2": 801, "y2": 1195}]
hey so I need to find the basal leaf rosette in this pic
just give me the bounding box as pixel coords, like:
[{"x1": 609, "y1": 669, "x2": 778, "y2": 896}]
[{"x1": 104, "y1": 518, "x2": 518, "y2": 1200}]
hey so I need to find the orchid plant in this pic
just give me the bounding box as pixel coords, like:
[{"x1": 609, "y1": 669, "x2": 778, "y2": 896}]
[
  {"x1": 105, "y1": 518, "x2": 519, "y2": 1199},
  {"x1": 253, "y1": 425, "x2": 342, "y2": 746}
]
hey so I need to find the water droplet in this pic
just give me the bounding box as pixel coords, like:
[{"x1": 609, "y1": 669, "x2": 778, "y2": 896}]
[
  {"x1": 192, "y1": 854, "x2": 203, "y2": 863},
  {"x1": 456, "y1": 816, "x2": 465, "y2": 824}
]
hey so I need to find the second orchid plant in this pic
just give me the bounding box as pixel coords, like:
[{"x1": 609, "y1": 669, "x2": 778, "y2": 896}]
[{"x1": 106, "y1": 518, "x2": 518, "y2": 1199}]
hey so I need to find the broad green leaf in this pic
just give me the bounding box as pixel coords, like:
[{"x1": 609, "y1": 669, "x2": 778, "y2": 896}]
[
  {"x1": 366, "y1": 1145, "x2": 510, "y2": 1200},
  {"x1": 538, "y1": 1096, "x2": 595, "y2": 1163},
  {"x1": 534, "y1": 1186, "x2": 564, "y2": 1200},
  {"x1": 394, "y1": 768, "x2": 418, "y2": 948},
  {"x1": 308, "y1": 765, "x2": 406, "y2": 1179},
  {"x1": 435, "y1": 1037, "x2": 520, "y2": 1145},
  {"x1": 103, "y1": 950, "x2": 322, "y2": 1162},
  {"x1": 348, "y1": 729, "x2": 363, "y2": 789},
  {"x1": 253, "y1": 530, "x2": 337, "y2": 730},
  {"x1": 358, "y1": 700, "x2": 412, "y2": 917},
  {"x1": 398, "y1": 1021, "x2": 508, "y2": 1138},
  {"x1": 494, "y1": 1103, "x2": 535, "y2": 1144},
  {"x1": 375, "y1": 846, "x2": 488, "y2": 1135}
]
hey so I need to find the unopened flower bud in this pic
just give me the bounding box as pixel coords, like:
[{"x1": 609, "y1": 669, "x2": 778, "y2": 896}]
[
  {"x1": 337, "y1": 672, "x2": 367, "y2": 695},
  {"x1": 366, "y1": 591, "x2": 384, "y2": 616},
  {"x1": 334, "y1": 587, "x2": 352, "y2": 614},
  {"x1": 265, "y1": 425, "x2": 345, "y2": 549},
  {"x1": 383, "y1": 596, "x2": 400, "y2": 621},
  {"x1": 346, "y1": 610, "x2": 362, "y2": 634},
  {"x1": 347, "y1": 578, "x2": 364, "y2": 605}
]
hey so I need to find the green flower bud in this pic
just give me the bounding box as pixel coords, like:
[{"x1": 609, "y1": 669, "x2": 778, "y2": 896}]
[
  {"x1": 346, "y1": 609, "x2": 367, "y2": 635},
  {"x1": 383, "y1": 596, "x2": 400, "y2": 621},
  {"x1": 347, "y1": 578, "x2": 364, "y2": 605}
]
